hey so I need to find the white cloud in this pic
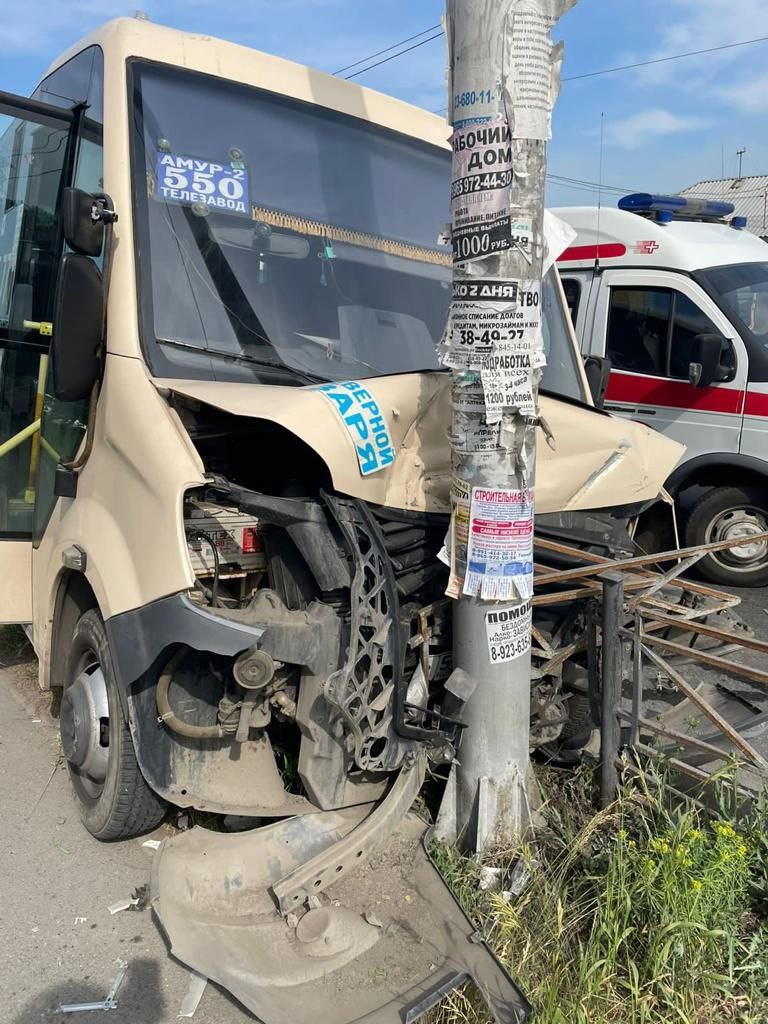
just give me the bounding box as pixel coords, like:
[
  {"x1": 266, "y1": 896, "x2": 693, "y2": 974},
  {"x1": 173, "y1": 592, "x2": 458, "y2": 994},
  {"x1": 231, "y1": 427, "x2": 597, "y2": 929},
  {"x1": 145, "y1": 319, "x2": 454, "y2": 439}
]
[
  {"x1": 605, "y1": 108, "x2": 710, "y2": 149},
  {"x1": 631, "y1": 0, "x2": 768, "y2": 97},
  {"x1": 713, "y1": 71, "x2": 768, "y2": 114}
]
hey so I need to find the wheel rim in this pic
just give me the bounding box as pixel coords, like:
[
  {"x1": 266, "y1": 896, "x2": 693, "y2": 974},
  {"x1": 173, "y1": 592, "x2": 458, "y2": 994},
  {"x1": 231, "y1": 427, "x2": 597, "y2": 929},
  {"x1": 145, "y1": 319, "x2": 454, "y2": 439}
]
[
  {"x1": 704, "y1": 504, "x2": 768, "y2": 575},
  {"x1": 60, "y1": 655, "x2": 110, "y2": 800}
]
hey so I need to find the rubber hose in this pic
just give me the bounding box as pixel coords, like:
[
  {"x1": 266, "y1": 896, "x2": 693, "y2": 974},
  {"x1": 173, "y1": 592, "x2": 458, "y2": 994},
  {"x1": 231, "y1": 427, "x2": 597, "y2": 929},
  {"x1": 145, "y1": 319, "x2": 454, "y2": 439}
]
[{"x1": 156, "y1": 646, "x2": 224, "y2": 739}]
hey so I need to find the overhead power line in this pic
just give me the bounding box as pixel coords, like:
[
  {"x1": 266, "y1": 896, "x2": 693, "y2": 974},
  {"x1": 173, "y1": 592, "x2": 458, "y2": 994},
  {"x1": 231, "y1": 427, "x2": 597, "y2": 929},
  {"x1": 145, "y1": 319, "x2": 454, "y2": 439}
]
[
  {"x1": 429, "y1": 32, "x2": 768, "y2": 112},
  {"x1": 344, "y1": 31, "x2": 444, "y2": 80},
  {"x1": 563, "y1": 33, "x2": 768, "y2": 82},
  {"x1": 333, "y1": 24, "x2": 442, "y2": 76}
]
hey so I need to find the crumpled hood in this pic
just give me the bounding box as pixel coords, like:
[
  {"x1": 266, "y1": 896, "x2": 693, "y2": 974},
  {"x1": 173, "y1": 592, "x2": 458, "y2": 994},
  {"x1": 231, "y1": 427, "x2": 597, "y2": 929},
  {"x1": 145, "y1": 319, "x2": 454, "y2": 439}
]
[{"x1": 158, "y1": 372, "x2": 684, "y2": 515}]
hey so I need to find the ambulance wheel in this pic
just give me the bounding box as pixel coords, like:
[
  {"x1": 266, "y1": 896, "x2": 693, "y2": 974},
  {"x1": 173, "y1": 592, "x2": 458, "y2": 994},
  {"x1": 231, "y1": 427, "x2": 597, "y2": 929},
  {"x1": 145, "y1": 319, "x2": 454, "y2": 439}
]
[
  {"x1": 685, "y1": 486, "x2": 768, "y2": 588},
  {"x1": 59, "y1": 609, "x2": 166, "y2": 840}
]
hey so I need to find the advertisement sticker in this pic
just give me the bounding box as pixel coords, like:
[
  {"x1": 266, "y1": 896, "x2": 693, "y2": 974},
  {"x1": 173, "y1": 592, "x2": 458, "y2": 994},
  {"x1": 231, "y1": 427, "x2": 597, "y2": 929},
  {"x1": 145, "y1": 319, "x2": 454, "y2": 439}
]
[
  {"x1": 485, "y1": 601, "x2": 532, "y2": 663},
  {"x1": 155, "y1": 153, "x2": 249, "y2": 215},
  {"x1": 316, "y1": 381, "x2": 395, "y2": 476},
  {"x1": 464, "y1": 486, "x2": 535, "y2": 601}
]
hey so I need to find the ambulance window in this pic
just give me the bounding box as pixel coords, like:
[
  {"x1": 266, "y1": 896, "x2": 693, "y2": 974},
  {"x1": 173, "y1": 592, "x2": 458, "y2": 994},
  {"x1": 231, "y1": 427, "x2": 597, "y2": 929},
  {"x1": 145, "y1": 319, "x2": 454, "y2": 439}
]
[
  {"x1": 669, "y1": 293, "x2": 726, "y2": 379},
  {"x1": 561, "y1": 278, "x2": 581, "y2": 323},
  {"x1": 607, "y1": 288, "x2": 671, "y2": 376}
]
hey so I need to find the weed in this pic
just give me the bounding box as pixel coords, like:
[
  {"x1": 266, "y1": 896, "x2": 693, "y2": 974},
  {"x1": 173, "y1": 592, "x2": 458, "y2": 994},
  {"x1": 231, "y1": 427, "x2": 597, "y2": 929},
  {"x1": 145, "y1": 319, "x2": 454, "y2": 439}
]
[
  {"x1": 432, "y1": 765, "x2": 768, "y2": 1024},
  {"x1": 0, "y1": 624, "x2": 32, "y2": 663}
]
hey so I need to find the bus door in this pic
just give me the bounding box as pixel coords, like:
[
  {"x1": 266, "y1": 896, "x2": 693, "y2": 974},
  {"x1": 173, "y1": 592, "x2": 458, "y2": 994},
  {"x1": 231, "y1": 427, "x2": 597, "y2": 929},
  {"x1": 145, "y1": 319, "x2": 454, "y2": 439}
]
[{"x1": 0, "y1": 92, "x2": 78, "y2": 622}]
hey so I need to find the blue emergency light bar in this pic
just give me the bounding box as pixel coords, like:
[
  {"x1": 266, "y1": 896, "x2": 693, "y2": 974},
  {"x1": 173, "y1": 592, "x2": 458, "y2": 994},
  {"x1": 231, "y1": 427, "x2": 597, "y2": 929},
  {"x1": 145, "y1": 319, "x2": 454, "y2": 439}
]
[{"x1": 619, "y1": 193, "x2": 736, "y2": 220}]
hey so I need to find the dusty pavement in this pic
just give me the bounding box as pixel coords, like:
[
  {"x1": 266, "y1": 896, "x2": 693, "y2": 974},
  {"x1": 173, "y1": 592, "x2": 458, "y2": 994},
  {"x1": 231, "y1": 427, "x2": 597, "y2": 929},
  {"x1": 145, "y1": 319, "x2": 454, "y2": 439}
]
[{"x1": 0, "y1": 653, "x2": 254, "y2": 1024}]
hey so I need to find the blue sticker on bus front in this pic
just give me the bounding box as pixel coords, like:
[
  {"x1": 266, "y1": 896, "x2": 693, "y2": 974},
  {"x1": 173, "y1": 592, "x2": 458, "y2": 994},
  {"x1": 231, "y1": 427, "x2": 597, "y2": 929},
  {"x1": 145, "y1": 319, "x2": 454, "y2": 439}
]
[
  {"x1": 316, "y1": 381, "x2": 395, "y2": 477},
  {"x1": 155, "y1": 153, "x2": 249, "y2": 215}
]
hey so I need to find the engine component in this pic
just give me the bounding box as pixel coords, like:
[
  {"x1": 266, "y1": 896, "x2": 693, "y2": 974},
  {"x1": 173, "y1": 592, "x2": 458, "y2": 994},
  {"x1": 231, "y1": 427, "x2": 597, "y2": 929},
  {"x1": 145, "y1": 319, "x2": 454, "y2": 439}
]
[
  {"x1": 233, "y1": 646, "x2": 276, "y2": 690},
  {"x1": 184, "y1": 499, "x2": 265, "y2": 578},
  {"x1": 156, "y1": 648, "x2": 224, "y2": 739},
  {"x1": 271, "y1": 690, "x2": 297, "y2": 719}
]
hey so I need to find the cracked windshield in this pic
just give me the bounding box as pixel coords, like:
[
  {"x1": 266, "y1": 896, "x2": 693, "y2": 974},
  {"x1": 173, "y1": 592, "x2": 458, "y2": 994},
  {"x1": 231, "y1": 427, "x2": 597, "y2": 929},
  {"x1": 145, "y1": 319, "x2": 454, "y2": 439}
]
[{"x1": 131, "y1": 62, "x2": 582, "y2": 397}]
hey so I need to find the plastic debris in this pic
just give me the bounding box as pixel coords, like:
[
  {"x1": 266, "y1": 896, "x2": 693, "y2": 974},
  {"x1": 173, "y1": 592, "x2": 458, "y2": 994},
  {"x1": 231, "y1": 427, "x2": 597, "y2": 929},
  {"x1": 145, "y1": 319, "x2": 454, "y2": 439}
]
[
  {"x1": 478, "y1": 866, "x2": 502, "y2": 892},
  {"x1": 107, "y1": 885, "x2": 149, "y2": 915},
  {"x1": 364, "y1": 910, "x2": 383, "y2": 928},
  {"x1": 178, "y1": 969, "x2": 208, "y2": 1018},
  {"x1": 505, "y1": 858, "x2": 540, "y2": 898},
  {"x1": 108, "y1": 898, "x2": 139, "y2": 915},
  {"x1": 142, "y1": 839, "x2": 162, "y2": 851},
  {"x1": 58, "y1": 960, "x2": 128, "y2": 1013}
]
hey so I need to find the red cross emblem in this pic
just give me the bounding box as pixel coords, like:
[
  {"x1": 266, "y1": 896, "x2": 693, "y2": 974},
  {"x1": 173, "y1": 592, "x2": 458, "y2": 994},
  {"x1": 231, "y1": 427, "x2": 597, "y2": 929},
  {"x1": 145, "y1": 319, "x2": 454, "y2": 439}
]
[{"x1": 632, "y1": 240, "x2": 660, "y2": 255}]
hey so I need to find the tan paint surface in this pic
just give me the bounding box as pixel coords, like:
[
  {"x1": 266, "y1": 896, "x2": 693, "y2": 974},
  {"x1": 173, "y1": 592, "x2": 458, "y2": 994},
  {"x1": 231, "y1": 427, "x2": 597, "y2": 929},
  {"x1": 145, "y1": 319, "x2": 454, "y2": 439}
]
[
  {"x1": 32, "y1": 355, "x2": 205, "y2": 685},
  {"x1": 160, "y1": 374, "x2": 685, "y2": 514},
  {"x1": 0, "y1": 542, "x2": 32, "y2": 624}
]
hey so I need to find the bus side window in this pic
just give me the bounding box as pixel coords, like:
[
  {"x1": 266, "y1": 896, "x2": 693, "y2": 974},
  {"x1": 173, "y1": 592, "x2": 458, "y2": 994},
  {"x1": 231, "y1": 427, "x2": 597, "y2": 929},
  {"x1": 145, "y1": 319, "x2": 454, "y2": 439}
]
[{"x1": 0, "y1": 109, "x2": 72, "y2": 534}]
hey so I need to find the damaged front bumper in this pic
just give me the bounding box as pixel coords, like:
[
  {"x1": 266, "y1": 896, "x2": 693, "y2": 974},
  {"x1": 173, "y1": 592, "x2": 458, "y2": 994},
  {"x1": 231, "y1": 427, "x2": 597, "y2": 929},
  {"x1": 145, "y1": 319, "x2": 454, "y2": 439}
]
[{"x1": 153, "y1": 753, "x2": 530, "y2": 1024}]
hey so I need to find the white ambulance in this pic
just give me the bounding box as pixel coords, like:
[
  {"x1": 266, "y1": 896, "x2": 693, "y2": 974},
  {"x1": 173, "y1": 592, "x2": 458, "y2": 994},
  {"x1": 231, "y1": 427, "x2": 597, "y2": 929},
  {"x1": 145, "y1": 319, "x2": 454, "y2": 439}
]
[{"x1": 556, "y1": 193, "x2": 768, "y2": 587}]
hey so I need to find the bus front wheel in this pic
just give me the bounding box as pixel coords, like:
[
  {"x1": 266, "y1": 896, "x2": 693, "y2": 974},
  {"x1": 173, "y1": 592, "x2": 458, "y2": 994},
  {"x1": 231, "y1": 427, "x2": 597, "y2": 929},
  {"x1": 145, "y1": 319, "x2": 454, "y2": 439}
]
[{"x1": 59, "y1": 609, "x2": 166, "y2": 840}]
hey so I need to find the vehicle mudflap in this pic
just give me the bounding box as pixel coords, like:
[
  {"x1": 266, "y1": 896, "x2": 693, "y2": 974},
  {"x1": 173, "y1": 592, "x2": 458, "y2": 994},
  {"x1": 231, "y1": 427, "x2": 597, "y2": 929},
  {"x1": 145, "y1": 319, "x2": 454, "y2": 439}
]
[{"x1": 151, "y1": 810, "x2": 530, "y2": 1023}]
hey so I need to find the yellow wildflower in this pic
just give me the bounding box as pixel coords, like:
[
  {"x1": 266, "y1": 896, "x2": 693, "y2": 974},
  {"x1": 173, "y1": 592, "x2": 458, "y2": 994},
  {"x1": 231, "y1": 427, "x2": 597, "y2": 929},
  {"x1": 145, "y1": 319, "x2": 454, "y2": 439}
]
[{"x1": 692, "y1": 879, "x2": 703, "y2": 891}]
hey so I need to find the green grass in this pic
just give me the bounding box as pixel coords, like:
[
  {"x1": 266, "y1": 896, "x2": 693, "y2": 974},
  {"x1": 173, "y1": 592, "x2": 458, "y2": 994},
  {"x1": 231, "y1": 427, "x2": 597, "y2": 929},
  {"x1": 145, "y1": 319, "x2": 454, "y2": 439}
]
[{"x1": 432, "y1": 764, "x2": 768, "y2": 1024}]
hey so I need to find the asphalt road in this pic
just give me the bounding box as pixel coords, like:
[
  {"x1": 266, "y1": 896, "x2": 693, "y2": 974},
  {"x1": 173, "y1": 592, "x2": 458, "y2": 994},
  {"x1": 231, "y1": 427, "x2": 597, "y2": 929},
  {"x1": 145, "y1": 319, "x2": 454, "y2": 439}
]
[
  {"x1": 2, "y1": 583, "x2": 767, "y2": 1022},
  {"x1": 0, "y1": 659, "x2": 252, "y2": 1024}
]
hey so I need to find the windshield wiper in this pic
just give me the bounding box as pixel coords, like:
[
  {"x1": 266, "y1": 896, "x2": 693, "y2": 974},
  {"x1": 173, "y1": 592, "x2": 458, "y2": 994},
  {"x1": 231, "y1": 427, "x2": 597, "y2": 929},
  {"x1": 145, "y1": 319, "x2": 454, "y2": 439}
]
[{"x1": 158, "y1": 338, "x2": 325, "y2": 385}]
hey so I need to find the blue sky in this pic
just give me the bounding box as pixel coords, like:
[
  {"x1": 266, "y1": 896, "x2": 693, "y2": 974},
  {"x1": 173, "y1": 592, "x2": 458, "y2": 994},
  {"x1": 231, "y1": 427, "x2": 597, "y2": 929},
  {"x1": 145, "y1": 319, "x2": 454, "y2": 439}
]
[{"x1": 1, "y1": 0, "x2": 767, "y2": 209}]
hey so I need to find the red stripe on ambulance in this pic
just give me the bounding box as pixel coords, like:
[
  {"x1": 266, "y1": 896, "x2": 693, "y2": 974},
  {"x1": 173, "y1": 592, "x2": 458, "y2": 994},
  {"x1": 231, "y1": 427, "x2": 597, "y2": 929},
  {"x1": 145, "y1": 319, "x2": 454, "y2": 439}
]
[
  {"x1": 557, "y1": 243, "x2": 627, "y2": 263},
  {"x1": 605, "y1": 373, "x2": 744, "y2": 414}
]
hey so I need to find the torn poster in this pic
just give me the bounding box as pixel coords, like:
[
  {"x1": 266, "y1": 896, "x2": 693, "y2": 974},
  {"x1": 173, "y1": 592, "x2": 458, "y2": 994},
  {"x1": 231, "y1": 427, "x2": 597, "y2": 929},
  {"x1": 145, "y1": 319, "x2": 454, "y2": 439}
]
[
  {"x1": 485, "y1": 601, "x2": 532, "y2": 663},
  {"x1": 441, "y1": 280, "x2": 544, "y2": 373},
  {"x1": 451, "y1": 119, "x2": 514, "y2": 264},
  {"x1": 464, "y1": 487, "x2": 535, "y2": 601},
  {"x1": 444, "y1": 477, "x2": 472, "y2": 599},
  {"x1": 507, "y1": 6, "x2": 557, "y2": 140},
  {"x1": 480, "y1": 371, "x2": 536, "y2": 421},
  {"x1": 452, "y1": 419, "x2": 502, "y2": 454}
]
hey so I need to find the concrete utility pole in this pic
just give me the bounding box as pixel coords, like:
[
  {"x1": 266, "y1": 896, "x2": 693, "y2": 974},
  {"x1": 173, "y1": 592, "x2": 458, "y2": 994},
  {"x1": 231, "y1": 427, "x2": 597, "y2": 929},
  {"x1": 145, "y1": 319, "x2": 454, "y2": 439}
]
[{"x1": 441, "y1": 0, "x2": 574, "y2": 852}]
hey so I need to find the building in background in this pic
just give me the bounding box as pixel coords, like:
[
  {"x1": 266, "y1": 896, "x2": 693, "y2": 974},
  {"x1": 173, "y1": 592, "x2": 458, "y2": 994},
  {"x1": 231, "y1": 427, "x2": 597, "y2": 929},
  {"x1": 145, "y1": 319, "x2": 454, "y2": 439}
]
[{"x1": 679, "y1": 175, "x2": 768, "y2": 241}]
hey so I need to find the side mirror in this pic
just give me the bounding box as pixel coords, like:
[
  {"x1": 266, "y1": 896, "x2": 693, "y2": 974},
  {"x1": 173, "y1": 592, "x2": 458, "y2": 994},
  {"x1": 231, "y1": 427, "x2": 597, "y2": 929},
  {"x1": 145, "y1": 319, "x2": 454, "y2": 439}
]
[
  {"x1": 689, "y1": 333, "x2": 727, "y2": 388},
  {"x1": 62, "y1": 187, "x2": 117, "y2": 258},
  {"x1": 584, "y1": 354, "x2": 611, "y2": 408},
  {"x1": 51, "y1": 253, "x2": 104, "y2": 402}
]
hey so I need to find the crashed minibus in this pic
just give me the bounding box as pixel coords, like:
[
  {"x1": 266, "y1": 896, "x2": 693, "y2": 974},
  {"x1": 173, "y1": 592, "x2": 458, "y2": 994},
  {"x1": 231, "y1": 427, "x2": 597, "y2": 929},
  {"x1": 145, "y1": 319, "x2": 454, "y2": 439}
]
[{"x1": 0, "y1": 18, "x2": 683, "y2": 1021}]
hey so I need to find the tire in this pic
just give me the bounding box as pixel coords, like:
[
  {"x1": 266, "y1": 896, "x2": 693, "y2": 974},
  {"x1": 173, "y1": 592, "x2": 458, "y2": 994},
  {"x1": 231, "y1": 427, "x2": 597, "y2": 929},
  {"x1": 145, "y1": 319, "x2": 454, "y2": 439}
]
[
  {"x1": 60, "y1": 609, "x2": 166, "y2": 840},
  {"x1": 684, "y1": 486, "x2": 768, "y2": 588}
]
